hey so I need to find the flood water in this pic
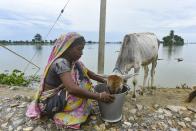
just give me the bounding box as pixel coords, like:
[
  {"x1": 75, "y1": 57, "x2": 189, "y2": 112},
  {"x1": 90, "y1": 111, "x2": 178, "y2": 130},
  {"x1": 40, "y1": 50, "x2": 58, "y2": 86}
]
[{"x1": 0, "y1": 43, "x2": 196, "y2": 87}]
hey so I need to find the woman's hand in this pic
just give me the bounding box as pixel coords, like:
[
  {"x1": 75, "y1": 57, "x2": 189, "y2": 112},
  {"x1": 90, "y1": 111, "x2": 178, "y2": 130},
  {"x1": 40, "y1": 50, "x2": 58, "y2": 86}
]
[{"x1": 98, "y1": 92, "x2": 115, "y2": 103}]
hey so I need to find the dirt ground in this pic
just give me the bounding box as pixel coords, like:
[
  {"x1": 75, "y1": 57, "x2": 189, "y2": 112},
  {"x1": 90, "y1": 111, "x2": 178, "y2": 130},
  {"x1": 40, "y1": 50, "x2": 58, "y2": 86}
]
[
  {"x1": 125, "y1": 88, "x2": 196, "y2": 108},
  {"x1": 0, "y1": 85, "x2": 36, "y2": 99},
  {"x1": 0, "y1": 85, "x2": 195, "y2": 108}
]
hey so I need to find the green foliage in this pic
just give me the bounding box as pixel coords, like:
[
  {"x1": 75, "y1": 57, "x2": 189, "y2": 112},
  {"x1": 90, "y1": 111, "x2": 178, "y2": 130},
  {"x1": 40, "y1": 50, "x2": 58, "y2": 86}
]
[
  {"x1": 34, "y1": 33, "x2": 42, "y2": 42},
  {"x1": 0, "y1": 69, "x2": 30, "y2": 86},
  {"x1": 162, "y1": 30, "x2": 184, "y2": 46}
]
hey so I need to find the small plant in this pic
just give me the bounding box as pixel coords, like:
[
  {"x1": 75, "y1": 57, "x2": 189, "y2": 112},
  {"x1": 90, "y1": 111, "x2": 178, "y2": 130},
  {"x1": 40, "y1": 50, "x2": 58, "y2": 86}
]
[{"x1": 0, "y1": 69, "x2": 30, "y2": 86}]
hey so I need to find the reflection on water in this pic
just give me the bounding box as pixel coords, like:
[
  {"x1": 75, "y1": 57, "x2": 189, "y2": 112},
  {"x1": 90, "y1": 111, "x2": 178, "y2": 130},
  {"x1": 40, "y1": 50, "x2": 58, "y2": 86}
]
[
  {"x1": 34, "y1": 44, "x2": 42, "y2": 50},
  {"x1": 162, "y1": 45, "x2": 184, "y2": 60},
  {"x1": 0, "y1": 44, "x2": 196, "y2": 87}
]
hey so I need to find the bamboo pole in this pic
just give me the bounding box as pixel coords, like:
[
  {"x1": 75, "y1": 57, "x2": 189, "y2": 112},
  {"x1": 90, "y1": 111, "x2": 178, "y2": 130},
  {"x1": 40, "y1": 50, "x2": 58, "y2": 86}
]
[{"x1": 98, "y1": 0, "x2": 107, "y2": 74}]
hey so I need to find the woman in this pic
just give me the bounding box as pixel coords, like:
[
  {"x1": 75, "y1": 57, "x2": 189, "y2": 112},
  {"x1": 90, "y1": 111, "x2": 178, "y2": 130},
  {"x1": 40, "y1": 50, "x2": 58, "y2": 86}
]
[{"x1": 26, "y1": 32, "x2": 114, "y2": 129}]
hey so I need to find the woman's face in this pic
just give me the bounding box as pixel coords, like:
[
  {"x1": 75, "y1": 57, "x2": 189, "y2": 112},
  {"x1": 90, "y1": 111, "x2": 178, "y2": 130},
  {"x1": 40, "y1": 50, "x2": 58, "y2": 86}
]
[{"x1": 67, "y1": 43, "x2": 85, "y2": 61}]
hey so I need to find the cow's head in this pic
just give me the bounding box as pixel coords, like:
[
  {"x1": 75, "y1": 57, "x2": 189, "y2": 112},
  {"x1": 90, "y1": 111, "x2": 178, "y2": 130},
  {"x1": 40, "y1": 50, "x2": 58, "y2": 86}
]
[
  {"x1": 107, "y1": 74, "x2": 123, "y2": 94},
  {"x1": 100, "y1": 72, "x2": 138, "y2": 94},
  {"x1": 115, "y1": 34, "x2": 134, "y2": 74}
]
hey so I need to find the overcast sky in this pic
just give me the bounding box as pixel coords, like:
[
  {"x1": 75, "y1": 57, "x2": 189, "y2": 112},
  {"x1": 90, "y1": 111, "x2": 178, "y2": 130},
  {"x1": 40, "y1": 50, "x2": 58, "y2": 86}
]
[{"x1": 0, "y1": 0, "x2": 196, "y2": 42}]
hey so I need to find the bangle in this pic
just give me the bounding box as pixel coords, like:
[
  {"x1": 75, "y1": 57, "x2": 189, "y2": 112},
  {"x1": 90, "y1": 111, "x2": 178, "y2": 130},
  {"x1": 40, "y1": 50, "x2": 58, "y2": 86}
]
[{"x1": 99, "y1": 93, "x2": 102, "y2": 99}]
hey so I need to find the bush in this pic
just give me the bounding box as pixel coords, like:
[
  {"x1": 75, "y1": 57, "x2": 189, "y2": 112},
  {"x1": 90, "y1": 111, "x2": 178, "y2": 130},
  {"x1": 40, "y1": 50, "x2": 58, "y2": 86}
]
[
  {"x1": 0, "y1": 69, "x2": 30, "y2": 86},
  {"x1": 162, "y1": 30, "x2": 184, "y2": 46}
]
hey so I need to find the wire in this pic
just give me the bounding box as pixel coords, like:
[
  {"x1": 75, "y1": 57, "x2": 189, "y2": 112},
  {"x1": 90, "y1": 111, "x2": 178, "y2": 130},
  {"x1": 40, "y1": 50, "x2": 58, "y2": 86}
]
[
  {"x1": 23, "y1": 0, "x2": 71, "y2": 73},
  {"x1": 0, "y1": 44, "x2": 40, "y2": 70},
  {"x1": 45, "y1": 0, "x2": 71, "y2": 39}
]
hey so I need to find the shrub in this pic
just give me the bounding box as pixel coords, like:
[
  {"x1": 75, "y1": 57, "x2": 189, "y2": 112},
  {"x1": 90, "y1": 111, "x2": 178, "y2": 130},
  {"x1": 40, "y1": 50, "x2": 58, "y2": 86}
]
[
  {"x1": 0, "y1": 69, "x2": 30, "y2": 86},
  {"x1": 162, "y1": 30, "x2": 184, "y2": 46}
]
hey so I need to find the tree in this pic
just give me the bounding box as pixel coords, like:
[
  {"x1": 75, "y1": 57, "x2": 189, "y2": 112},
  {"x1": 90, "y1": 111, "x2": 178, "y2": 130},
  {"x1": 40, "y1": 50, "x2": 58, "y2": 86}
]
[
  {"x1": 170, "y1": 30, "x2": 174, "y2": 38},
  {"x1": 34, "y1": 34, "x2": 42, "y2": 43},
  {"x1": 162, "y1": 30, "x2": 184, "y2": 46}
]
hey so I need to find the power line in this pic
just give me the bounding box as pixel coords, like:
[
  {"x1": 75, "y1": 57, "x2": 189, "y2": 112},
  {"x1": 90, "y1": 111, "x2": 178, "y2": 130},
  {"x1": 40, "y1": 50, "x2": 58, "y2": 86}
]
[
  {"x1": 0, "y1": 44, "x2": 40, "y2": 70},
  {"x1": 45, "y1": 0, "x2": 71, "y2": 39},
  {"x1": 24, "y1": 0, "x2": 71, "y2": 73}
]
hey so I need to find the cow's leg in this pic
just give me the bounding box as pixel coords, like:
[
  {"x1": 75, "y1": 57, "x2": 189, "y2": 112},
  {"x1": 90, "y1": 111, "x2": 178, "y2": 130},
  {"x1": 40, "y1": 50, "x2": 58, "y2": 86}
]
[
  {"x1": 124, "y1": 65, "x2": 132, "y2": 84},
  {"x1": 151, "y1": 57, "x2": 157, "y2": 88},
  {"x1": 143, "y1": 65, "x2": 149, "y2": 93},
  {"x1": 132, "y1": 66, "x2": 140, "y2": 98}
]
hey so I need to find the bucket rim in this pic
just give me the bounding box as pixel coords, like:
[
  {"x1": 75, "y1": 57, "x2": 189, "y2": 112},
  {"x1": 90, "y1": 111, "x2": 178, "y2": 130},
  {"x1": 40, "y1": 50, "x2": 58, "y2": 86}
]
[{"x1": 95, "y1": 83, "x2": 130, "y2": 95}]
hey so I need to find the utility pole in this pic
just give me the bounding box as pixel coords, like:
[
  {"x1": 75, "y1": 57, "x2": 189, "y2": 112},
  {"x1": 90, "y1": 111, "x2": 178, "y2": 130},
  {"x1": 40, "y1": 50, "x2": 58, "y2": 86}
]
[{"x1": 98, "y1": 0, "x2": 107, "y2": 74}]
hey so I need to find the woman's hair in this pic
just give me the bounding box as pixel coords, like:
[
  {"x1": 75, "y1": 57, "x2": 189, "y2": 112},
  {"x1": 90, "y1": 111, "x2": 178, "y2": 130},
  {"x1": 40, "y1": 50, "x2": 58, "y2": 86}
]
[{"x1": 69, "y1": 36, "x2": 85, "y2": 49}]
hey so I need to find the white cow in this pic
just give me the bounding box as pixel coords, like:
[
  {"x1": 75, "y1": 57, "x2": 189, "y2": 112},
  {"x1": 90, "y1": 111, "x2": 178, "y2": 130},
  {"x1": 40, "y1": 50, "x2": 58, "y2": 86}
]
[{"x1": 114, "y1": 32, "x2": 159, "y2": 96}]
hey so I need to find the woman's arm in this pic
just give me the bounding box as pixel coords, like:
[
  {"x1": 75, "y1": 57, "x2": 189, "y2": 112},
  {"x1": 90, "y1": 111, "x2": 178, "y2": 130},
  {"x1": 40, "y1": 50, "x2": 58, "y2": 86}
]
[
  {"x1": 87, "y1": 69, "x2": 106, "y2": 83},
  {"x1": 60, "y1": 72, "x2": 114, "y2": 102},
  {"x1": 60, "y1": 72, "x2": 99, "y2": 99}
]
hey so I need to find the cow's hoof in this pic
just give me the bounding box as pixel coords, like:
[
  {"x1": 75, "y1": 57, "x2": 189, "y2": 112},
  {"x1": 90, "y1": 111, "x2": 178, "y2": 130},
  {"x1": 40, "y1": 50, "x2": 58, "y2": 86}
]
[
  {"x1": 132, "y1": 94, "x2": 136, "y2": 98},
  {"x1": 139, "y1": 91, "x2": 144, "y2": 95}
]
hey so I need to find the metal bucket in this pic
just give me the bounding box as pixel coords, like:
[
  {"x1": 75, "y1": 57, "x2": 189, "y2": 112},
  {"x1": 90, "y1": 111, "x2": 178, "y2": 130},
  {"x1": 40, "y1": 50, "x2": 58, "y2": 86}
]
[{"x1": 94, "y1": 84, "x2": 130, "y2": 122}]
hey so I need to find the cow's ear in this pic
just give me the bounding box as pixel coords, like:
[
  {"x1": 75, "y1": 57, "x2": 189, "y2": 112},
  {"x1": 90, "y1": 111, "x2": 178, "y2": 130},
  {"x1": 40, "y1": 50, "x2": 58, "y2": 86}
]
[{"x1": 124, "y1": 35, "x2": 130, "y2": 45}]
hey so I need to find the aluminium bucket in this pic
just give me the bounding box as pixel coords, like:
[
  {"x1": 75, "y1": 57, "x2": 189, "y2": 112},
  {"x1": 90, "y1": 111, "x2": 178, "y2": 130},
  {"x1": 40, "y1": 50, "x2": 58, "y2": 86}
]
[{"x1": 94, "y1": 83, "x2": 130, "y2": 122}]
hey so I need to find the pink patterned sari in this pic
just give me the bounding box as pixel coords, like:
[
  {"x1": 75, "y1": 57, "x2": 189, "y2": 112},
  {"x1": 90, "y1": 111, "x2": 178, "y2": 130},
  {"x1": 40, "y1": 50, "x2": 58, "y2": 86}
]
[{"x1": 53, "y1": 61, "x2": 94, "y2": 129}]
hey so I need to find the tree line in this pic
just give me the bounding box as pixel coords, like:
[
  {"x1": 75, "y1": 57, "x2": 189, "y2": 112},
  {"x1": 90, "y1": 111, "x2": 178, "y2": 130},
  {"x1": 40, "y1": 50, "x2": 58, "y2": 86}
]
[
  {"x1": 0, "y1": 31, "x2": 185, "y2": 46},
  {"x1": 0, "y1": 33, "x2": 122, "y2": 45},
  {"x1": 0, "y1": 34, "x2": 55, "y2": 45}
]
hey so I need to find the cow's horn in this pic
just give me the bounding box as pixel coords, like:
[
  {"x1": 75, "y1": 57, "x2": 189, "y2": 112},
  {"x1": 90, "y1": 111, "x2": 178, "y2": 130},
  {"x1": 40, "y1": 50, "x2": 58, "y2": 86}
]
[{"x1": 122, "y1": 73, "x2": 139, "y2": 80}]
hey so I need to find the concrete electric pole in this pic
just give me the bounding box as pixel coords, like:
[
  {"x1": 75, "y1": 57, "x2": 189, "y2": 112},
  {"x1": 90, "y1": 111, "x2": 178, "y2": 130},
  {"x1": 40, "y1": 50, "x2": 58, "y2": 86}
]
[{"x1": 98, "y1": 0, "x2": 107, "y2": 74}]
